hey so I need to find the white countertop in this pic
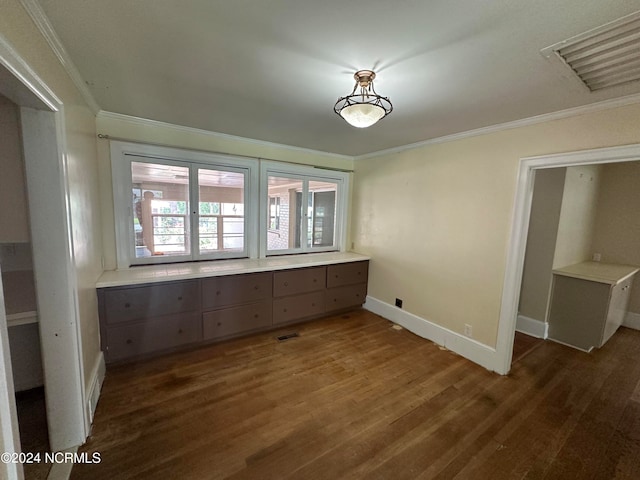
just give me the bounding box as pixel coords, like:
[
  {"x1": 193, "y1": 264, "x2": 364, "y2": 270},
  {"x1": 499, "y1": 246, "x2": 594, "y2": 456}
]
[
  {"x1": 553, "y1": 261, "x2": 640, "y2": 285},
  {"x1": 96, "y1": 251, "x2": 371, "y2": 288}
]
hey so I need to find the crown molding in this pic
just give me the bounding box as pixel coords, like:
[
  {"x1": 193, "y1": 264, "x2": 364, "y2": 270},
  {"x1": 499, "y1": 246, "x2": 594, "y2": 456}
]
[
  {"x1": 96, "y1": 111, "x2": 353, "y2": 161},
  {"x1": 355, "y1": 92, "x2": 640, "y2": 160},
  {"x1": 0, "y1": 32, "x2": 61, "y2": 111},
  {"x1": 20, "y1": 0, "x2": 101, "y2": 114}
]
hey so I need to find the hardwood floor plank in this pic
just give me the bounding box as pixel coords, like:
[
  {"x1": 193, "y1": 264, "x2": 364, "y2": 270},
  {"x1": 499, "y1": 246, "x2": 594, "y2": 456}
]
[{"x1": 71, "y1": 313, "x2": 640, "y2": 480}]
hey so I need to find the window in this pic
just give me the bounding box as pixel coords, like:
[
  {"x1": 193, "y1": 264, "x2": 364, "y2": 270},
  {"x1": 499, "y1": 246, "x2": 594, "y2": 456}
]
[
  {"x1": 112, "y1": 143, "x2": 257, "y2": 267},
  {"x1": 132, "y1": 161, "x2": 191, "y2": 259},
  {"x1": 261, "y1": 162, "x2": 348, "y2": 256},
  {"x1": 111, "y1": 143, "x2": 348, "y2": 268}
]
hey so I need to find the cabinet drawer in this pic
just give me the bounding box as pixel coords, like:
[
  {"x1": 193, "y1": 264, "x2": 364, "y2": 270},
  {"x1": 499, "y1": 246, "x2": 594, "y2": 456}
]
[
  {"x1": 326, "y1": 261, "x2": 368, "y2": 288},
  {"x1": 106, "y1": 313, "x2": 201, "y2": 362},
  {"x1": 203, "y1": 300, "x2": 272, "y2": 340},
  {"x1": 273, "y1": 266, "x2": 326, "y2": 297},
  {"x1": 273, "y1": 291, "x2": 325, "y2": 325},
  {"x1": 202, "y1": 272, "x2": 272, "y2": 310},
  {"x1": 104, "y1": 281, "x2": 199, "y2": 325},
  {"x1": 325, "y1": 284, "x2": 367, "y2": 312}
]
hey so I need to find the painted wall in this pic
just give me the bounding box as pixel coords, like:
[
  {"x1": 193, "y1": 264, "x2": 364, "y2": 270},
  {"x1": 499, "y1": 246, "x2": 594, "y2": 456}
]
[
  {"x1": 0, "y1": 4, "x2": 103, "y2": 396},
  {"x1": 518, "y1": 168, "x2": 566, "y2": 323},
  {"x1": 592, "y1": 161, "x2": 640, "y2": 315},
  {"x1": 96, "y1": 113, "x2": 353, "y2": 270},
  {"x1": 0, "y1": 94, "x2": 29, "y2": 243},
  {"x1": 352, "y1": 103, "x2": 640, "y2": 348},
  {"x1": 552, "y1": 164, "x2": 602, "y2": 269}
]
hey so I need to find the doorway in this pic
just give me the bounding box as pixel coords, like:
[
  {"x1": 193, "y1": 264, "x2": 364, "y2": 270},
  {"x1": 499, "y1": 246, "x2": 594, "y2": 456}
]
[
  {"x1": 494, "y1": 143, "x2": 640, "y2": 375},
  {"x1": 0, "y1": 36, "x2": 89, "y2": 479},
  {"x1": 0, "y1": 92, "x2": 50, "y2": 479}
]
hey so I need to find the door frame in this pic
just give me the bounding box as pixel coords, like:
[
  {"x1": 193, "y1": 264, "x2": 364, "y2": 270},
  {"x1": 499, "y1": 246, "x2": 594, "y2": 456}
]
[
  {"x1": 494, "y1": 143, "x2": 640, "y2": 375},
  {"x1": 0, "y1": 29, "x2": 88, "y2": 467}
]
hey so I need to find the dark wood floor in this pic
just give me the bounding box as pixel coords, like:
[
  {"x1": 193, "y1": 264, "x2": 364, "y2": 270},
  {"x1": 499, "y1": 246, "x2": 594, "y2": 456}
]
[
  {"x1": 16, "y1": 387, "x2": 51, "y2": 480},
  {"x1": 73, "y1": 310, "x2": 640, "y2": 479}
]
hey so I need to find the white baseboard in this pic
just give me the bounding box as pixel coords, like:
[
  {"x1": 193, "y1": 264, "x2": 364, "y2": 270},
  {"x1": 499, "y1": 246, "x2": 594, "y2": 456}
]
[
  {"x1": 623, "y1": 311, "x2": 640, "y2": 331},
  {"x1": 516, "y1": 314, "x2": 548, "y2": 339},
  {"x1": 363, "y1": 296, "x2": 500, "y2": 373},
  {"x1": 85, "y1": 352, "x2": 105, "y2": 426}
]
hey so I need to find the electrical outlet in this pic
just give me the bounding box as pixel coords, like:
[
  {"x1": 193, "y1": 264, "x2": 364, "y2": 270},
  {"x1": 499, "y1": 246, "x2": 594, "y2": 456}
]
[
  {"x1": 592, "y1": 253, "x2": 601, "y2": 262},
  {"x1": 464, "y1": 324, "x2": 473, "y2": 338},
  {"x1": 395, "y1": 298, "x2": 403, "y2": 309}
]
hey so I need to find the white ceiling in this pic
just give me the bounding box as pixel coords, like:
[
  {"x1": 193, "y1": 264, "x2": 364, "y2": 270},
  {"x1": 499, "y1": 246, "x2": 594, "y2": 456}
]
[{"x1": 37, "y1": 0, "x2": 640, "y2": 157}]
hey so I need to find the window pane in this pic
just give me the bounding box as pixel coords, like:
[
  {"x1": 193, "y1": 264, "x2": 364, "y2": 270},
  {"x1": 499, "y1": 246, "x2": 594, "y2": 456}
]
[
  {"x1": 198, "y1": 168, "x2": 245, "y2": 254},
  {"x1": 132, "y1": 162, "x2": 190, "y2": 258},
  {"x1": 308, "y1": 180, "x2": 337, "y2": 248},
  {"x1": 267, "y1": 176, "x2": 303, "y2": 251}
]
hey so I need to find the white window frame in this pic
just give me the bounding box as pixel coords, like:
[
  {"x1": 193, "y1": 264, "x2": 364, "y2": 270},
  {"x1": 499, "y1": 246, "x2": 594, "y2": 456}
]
[
  {"x1": 111, "y1": 141, "x2": 258, "y2": 268},
  {"x1": 260, "y1": 161, "x2": 349, "y2": 257}
]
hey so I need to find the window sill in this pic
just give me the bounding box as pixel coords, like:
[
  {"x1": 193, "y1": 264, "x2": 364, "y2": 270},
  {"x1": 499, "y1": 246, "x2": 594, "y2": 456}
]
[{"x1": 96, "y1": 251, "x2": 370, "y2": 288}]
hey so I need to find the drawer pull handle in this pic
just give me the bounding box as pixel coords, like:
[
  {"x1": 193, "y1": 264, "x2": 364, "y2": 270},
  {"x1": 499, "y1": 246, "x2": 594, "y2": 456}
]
[
  {"x1": 178, "y1": 329, "x2": 183, "y2": 334},
  {"x1": 254, "y1": 314, "x2": 259, "y2": 318},
  {"x1": 126, "y1": 339, "x2": 132, "y2": 345},
  {"x1": 124, "y1": 303, "x2": 130, "y2": 308},
  {"x1": 313, "y1": 278, "x2": 317, "y2": 282},
  {"x1": 254, "y1": 285, "x2": 259, "y2": 290},
  {"x1": 284, "y1": 282, "x2": 289, "y2": 287},
  {"x1": 217, "y1": 322, "x2": 222, "y2": 327},
  {"x1": 284, "y1": 308, "x2": 288, "y2": 312},
  {"x1": 178, "y1": 296, "x2": 183, "y2": 301},
  {"x1": 311, "y1": 303, "x2": 315, "y2": 307},
  {"x1": 216, "y1": 291, "x2": 221, "y2": 295}
]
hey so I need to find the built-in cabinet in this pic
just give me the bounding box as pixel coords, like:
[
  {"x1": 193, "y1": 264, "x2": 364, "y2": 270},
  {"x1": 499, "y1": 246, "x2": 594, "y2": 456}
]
[
  {"x1": 98, "y1": 260, "x2": 369, "y2": 363},
  {"x1": 202, "y1": 272, "x2": 273, "y2": 340},
  {"x1": 548, "y1": 261, "x2": 638, "y2": 351}
]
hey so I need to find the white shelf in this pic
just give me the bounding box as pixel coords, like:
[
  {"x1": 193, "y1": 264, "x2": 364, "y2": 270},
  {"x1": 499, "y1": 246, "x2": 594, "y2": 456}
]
[
  {"x1": 552, "y1": 261, "x2": 639, "y2": 285},
  {"x1": 6, "y1": 311, "x2": 38, "y2": 328}
]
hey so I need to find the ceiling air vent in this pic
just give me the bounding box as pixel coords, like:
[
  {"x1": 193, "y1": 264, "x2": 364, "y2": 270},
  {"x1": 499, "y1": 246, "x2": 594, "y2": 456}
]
[{"x1": 541, "y1": 11, "x2": 640, "y2": 92}]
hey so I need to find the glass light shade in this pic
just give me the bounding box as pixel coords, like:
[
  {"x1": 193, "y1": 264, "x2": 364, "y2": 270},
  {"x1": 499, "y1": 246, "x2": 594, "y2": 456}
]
[{"x1": 339, "y1": 103, "x2": 385, "y2": 128}]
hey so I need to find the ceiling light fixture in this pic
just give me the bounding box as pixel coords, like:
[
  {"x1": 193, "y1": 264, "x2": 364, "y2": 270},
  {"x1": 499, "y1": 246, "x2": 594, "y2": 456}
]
[{"x1": 334, "y1": 70, "x2": 392, "y2": 128}]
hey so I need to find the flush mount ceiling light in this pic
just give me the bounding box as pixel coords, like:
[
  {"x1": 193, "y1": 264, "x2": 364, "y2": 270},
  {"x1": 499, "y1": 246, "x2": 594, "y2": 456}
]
[{"x1": 334, "y1": 70, "x2": 393, "y2": 128}]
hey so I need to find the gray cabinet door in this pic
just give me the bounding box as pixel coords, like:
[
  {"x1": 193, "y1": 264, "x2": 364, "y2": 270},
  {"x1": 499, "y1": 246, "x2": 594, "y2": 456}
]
[
  {"x1": 273, "y1": 266, "x2": 326, "y2": 297},
  {"x1": 327, "y1": 262, "x2": 369, "y2": 288},
  {"x1": 325, "y1": 284, "x2": 367, "y2": 312},
  {"x1": 202, "y1": 272, "x2": 272, "y2": 309},
  {"x1": 104, "y1": 281, "x2": 199, "y2": 324},
  {"x1": 106, "y1": 312, "x2": 201, "y2": 362},
  {"x1": 202, "y1": 300, "x2": 272, "y2": 340},
  {"x1": 547, "y1": 275, "x2": 609, "y2": 351},
  {"x1": 273, "y1": 291, "x2": 325, "y2": 325}
]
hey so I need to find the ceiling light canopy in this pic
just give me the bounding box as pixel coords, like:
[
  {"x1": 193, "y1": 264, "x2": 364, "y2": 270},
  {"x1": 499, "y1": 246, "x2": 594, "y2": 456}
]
[{"x1": 334, "y1": 70, "x2": 392, "y2": 128}]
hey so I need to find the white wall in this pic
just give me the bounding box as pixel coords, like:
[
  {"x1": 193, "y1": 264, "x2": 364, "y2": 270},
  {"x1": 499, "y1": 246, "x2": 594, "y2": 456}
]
[
  {"x1": 552, "y1": 164, "x2": 602, "y2": 269},
  {"x1": 0, "y1": 95, "x2": 29, "y2": 243},
  {"x1": 352, "y1": 102, "x2": 640, "y2": 348},
  {"x1": 592, "y1": 161, "x2": 640, "y2": 315}
]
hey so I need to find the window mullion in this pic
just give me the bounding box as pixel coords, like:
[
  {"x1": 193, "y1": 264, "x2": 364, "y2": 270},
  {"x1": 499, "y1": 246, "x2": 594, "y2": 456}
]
[
  {"x1": 189, "y1": 165, "x2": 199, "y2": 260},
  {"x1": 301, "y1": 179, "x2": 309, "y2": 253}
]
